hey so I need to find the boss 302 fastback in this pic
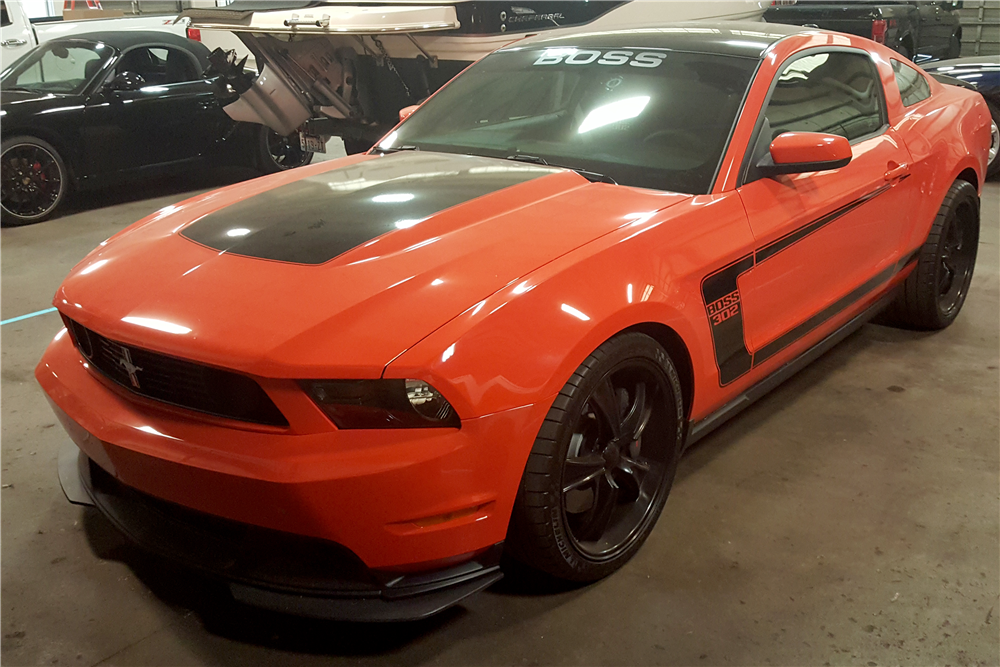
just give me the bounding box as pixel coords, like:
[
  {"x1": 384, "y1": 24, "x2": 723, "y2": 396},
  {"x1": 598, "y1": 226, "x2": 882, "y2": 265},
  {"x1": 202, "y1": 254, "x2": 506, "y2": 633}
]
[{"x1": 37, "y1": 23, "x2": 990, "y2": 620}]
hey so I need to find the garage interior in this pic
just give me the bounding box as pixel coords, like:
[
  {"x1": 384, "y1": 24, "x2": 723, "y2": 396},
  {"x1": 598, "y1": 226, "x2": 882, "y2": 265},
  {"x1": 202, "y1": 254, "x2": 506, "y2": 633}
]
[
  {"x1": 1, "y1": 152, "x2": 996, "y2": 664},
  {"x1": 3, "y1": 1, "x2": 1000, "y2": 665}
]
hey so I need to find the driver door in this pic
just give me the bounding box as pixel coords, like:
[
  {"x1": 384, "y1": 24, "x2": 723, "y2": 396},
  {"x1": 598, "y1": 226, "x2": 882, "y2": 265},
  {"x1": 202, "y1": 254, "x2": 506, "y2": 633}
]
[
  {"x1": 81, "y1": 45, "x2": 223, "y2": 178},
  {"x1": 733, "y1": 49, "x2": 918, "y2": 373}
]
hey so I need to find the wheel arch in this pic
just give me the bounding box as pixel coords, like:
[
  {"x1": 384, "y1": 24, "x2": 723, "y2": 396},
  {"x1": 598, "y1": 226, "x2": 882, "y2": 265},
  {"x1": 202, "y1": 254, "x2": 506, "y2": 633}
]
[{"x1": 622, "y1": 322, "x2": 695, "y2": 421}]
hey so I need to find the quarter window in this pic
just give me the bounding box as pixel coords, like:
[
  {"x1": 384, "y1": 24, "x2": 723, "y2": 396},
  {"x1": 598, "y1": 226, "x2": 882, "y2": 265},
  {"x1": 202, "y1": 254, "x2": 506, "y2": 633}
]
[
  {"x1": 763, "y1": 51, "x2": 886, "y2": 142},
  {"x1": 891, "y1": 59, "x2": 931, "y2": 106},
  {"x1": 1, "y1": 1, "x2": 11, "y2": 28}
]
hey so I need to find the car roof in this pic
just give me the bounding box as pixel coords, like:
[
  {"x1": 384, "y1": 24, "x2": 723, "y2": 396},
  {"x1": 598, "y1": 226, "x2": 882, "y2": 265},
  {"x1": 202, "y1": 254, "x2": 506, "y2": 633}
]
[
  {"x1": 53, "y1": 30, "x2": 211, "y2": 62},
  {"x1": 515, "y1": 21, "x2": 811, "y2": 59}
]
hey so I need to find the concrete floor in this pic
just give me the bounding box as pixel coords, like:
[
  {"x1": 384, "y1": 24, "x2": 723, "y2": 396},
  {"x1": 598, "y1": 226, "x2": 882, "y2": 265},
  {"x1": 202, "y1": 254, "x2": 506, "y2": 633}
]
[{"x1": 1, "y1": 158, "x2": 997, "y2": 665}]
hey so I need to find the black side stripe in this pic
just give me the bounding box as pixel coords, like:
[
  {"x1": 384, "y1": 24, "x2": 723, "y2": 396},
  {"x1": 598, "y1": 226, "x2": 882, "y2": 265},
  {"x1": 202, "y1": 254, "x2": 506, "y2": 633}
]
[
  {"x1": 755, "y1": 183, "x2": 893, "y2": 263},
  {"x1": 701, "y1": 183, "x2": 914, "y2": 386},
  {"x1": 753, "y1": 249, "x2": 918, "y2": 366}
]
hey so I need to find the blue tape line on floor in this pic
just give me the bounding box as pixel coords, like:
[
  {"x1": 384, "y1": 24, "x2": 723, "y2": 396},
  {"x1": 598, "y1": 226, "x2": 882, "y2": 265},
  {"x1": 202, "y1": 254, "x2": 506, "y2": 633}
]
[{"x1": 1, "y1": 307, "x2": 58, "y2": 326}]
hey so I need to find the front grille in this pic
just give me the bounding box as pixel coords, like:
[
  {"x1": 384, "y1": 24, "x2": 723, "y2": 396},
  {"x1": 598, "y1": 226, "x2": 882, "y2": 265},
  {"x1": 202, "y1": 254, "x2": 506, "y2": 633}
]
[{"x1": 64, "y1": 318, "x2": 288, "y2": 427}]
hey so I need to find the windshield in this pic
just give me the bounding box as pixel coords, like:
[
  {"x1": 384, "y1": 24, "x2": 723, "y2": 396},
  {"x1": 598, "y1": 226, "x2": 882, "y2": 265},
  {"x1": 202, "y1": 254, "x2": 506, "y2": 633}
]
[
  {"x1": 382, "y1": 46, "x2": 759, "y2": 194},
  {"x1": 1, "y1": 41, "x2": 112, "y2": 95}
]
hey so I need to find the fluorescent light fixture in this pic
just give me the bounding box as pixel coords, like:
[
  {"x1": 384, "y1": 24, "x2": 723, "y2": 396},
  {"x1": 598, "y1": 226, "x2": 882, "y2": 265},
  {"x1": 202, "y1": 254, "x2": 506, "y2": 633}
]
[{"x1": 578, "y1": 96, "x2": 650, "y2": 134}]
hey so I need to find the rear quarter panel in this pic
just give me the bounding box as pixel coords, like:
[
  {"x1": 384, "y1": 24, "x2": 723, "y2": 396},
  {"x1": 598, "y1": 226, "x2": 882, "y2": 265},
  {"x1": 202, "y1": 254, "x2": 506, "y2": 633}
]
[{"x1": 884, "y1": 59, "x2": 990, "y2": 252}]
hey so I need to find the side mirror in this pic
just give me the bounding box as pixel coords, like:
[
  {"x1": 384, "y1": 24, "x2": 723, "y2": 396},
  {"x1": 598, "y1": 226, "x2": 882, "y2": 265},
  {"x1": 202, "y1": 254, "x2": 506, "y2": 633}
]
[
  {"x1": 758, "y1": 131, "x2": 852, "y2": 176},
  {"x1": 399, "y1": 104, "x2": 419, "y2": 122},
  {"x1": 105, "y1": 71, "x2": 145, "y2": 92}
]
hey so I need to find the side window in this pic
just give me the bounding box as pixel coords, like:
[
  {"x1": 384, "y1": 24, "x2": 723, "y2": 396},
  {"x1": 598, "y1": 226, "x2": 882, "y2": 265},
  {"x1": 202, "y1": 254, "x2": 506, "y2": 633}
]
[
  {"x1": 891, "y1": 59, "x2": 931, "y2": 107},
  {"x1": 1, "y1": 1, "x2": 12, "y2": 28},
  {"x1": 116, "y1": 46, "x2": 200, "y2": 85},
  {"x1": 763, "y1": 51, "x2": 886, "y2": 143}
]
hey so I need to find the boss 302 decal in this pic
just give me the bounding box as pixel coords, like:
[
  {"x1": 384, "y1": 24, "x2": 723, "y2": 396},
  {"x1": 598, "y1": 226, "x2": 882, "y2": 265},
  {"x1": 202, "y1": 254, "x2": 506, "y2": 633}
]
[{"x1": 702, "y1": 183, "x2": 914, "y2": 386}]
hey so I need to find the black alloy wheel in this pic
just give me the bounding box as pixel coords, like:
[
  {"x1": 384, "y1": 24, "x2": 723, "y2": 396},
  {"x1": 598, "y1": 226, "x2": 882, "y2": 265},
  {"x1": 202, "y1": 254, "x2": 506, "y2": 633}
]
[
  {"x1": 1, "y1": 136, "x2": 68, "y2": 226},
  {"x1": 506, "y1": 333, "x2": 685, "y2": 582},
  {"x1": 935, "y1": 194, "x2": 977, "y2": 320},
  {"x1": 561, "y1": 360, "x2": 673, "y2": 559},
  {"x1": 880, "y1": 179, "x2": 979, "y2": 330},
  {"x1": 259, "y1": 128, "x2": 313, "y2": 174}
]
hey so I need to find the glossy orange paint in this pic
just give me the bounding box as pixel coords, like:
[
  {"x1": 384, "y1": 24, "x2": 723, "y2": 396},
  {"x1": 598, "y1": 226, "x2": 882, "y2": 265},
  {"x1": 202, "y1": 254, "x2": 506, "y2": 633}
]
[
  {"x1": 36, "y1": 29, "x2": 991, "y2": 571},
  {"x1": 769, "y1": 132, "x2": 852, "y2": 167}
]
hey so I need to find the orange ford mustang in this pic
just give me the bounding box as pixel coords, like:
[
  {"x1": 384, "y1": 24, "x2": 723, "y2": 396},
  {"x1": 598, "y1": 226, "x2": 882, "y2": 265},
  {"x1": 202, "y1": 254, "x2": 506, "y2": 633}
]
[{"x1": 37, "y1": 22, "x2": 990, "y2": 621}]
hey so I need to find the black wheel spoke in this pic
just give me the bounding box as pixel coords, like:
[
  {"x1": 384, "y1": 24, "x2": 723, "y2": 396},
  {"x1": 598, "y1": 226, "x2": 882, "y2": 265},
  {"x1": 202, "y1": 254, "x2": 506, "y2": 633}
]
[
  {"x1": 577, "y1": 473, "x2": 619, "y2": 541},
  {"x1": 589, "y1": 376, "x2": 622, "y2": 438},
  {"x1": 562, "y1": 453, "x2": 607, "y2": 493},
  {"x1": 620, "y1": 382, "x2": 647, "y2": 440}
]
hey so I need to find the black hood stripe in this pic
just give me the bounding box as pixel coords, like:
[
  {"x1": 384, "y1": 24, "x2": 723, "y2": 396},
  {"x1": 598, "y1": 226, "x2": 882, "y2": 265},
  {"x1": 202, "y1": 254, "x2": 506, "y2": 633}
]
[{"x1": 181, "y1": 152, "x2": 559, "y2": 265}]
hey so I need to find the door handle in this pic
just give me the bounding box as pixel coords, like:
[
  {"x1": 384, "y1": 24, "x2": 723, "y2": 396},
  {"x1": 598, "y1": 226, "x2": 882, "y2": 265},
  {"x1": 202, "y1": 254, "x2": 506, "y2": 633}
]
[
  {"x1": 2, "y1": 39, "x2": 28, "y2": 47},
  {"x1": 884, "y1": 163, "x2": 910, "y2": 182}
]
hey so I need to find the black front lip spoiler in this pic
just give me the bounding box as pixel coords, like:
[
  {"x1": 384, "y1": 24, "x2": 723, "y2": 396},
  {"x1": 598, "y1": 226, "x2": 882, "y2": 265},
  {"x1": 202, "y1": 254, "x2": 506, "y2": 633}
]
[{"x1": 58, "y1": 444, "x2": 503, "y2": 622}]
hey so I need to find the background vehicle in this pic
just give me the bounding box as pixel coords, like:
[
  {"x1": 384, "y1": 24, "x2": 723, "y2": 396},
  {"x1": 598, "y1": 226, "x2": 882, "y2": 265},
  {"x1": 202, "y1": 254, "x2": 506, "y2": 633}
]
[
  {"x1": 764, "y1": 0, "x2": 964, "y2": 61},
  {"x1": 1, "y1": 31, "x2": 311, "y2": 226},
  {"x1": 37, "y1": 23, "x2": 989, "y2": 620},
  {"x1": 922, "y1": 56, "x2": 1000, "y2": 177},
  {"x1": 183, "y1": 0, "x2": 770, "y2": 153},
  {"x1": 0, "y1": 0, "x2": 185, "y2": 64}
]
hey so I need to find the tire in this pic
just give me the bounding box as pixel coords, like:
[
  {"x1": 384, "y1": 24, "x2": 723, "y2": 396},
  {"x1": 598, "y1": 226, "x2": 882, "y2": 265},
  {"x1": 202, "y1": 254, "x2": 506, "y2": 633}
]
[
  {"x1": 882, "y1": 179, "x2": 979, "y2": 330},
  {"x1": 342, "y1": 136, "x2": 374, "y2": 155},
  {"x1": 1, "y1": 135, "x2": 69, "y2": 226},
  {"x1": 986, "y1": 99, "x2": 1000, "y2": 180},
  {"x1": 257, "y1": 127, "x2": 313, "y2": 174},
  {"x1": 947, "y1": 32, "x2": 962, "y2": 59},
  {"x1": 505, "y1": 332, "x2": 685, "y2": 582},
  {"x1": 896, "y1": 39, "x2": 913, "y2": 62}
]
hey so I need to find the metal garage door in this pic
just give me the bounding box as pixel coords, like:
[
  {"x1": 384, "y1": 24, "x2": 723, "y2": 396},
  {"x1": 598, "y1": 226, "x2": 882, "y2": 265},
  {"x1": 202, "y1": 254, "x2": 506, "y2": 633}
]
[{"x1": 960, "y1": 0, "x2": 1000, "y2": 56}]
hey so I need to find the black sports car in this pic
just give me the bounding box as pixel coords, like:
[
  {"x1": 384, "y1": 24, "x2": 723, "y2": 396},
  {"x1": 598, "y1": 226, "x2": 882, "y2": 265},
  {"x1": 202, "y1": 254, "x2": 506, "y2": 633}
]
[
  {"x1": 0, "y1": 31, "x2": 312, "y2": 226},
  {"x1": 922, "y1": 56, "x2": 1000, "y2": 178}
]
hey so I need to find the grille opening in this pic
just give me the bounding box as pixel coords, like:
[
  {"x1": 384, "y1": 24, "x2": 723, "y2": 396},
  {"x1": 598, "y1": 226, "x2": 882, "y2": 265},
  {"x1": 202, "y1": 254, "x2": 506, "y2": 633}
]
[{"x1": 64, "y1": 317, "x2": 288, "y2": 427}]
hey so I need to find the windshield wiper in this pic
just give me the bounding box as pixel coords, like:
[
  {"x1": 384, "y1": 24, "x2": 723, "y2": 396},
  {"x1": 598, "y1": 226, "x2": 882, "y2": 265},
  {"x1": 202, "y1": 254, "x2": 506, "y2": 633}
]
[
  {"x1": 505, "y1": 153, "x2": 617, "y2": 185},
  {"x1": 372, "y1": 144, "x2": 419, "y2": 154}
]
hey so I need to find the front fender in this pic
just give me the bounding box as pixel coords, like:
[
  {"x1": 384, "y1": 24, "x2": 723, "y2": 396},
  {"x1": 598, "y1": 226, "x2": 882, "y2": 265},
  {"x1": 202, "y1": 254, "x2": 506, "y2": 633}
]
[{"x1": 385, "y1": 193, "x2": 754, "y2": 424}]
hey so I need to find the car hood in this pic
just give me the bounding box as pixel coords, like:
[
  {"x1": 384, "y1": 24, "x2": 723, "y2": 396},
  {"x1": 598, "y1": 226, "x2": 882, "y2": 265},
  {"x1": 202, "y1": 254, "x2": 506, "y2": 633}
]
[{"x1": 56, "y1": 151, "x2": 690, "y2": 378}]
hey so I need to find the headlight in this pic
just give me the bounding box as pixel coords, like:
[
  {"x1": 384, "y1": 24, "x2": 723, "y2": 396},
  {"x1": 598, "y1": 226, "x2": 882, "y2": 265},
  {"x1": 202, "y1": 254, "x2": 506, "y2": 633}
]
[{"x1": 301, "y1": 379, "x2": 460, "y2": 429}]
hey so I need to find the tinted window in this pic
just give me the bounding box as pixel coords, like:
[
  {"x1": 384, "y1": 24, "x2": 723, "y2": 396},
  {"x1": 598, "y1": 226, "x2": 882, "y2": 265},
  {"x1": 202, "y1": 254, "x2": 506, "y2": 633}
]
[
  {"x1": 764, "y1": 51, "x2": 885, "y2": 142},
  {"x1": 384, "y1": 48, "x2": 759, "y2": 194},
  {"x1": 1, "y1": 41, "x2": 111, "y2": 94},
  {"x1": 1, "y1": 2, "x2": 11, "y2": 28},
  {"x1": 891, "y1": 59, "x2": 931, "y2": 106}
]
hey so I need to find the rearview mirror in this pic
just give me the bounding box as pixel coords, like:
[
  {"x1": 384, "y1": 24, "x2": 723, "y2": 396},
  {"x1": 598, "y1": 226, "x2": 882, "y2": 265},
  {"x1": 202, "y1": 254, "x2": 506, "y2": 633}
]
[
  {"x1": 758, "y1": 131, "x2": 852, "y2": 176},
  {"x1": 105, "y1": 71, "x2": 145, "y2": 92},
  {"x1": 399, "y1": 104, "x2": 419, "y2": 122}
]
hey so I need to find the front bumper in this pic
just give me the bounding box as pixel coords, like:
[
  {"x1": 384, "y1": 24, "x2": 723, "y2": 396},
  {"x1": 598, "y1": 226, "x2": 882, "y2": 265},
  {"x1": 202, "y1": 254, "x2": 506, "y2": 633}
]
[
  {"x1": 60, "y1": 444, "x2": 502, "y2": 621},
  {"x1": 37, "y1": 329, "x2": 551, "y2": 571}
]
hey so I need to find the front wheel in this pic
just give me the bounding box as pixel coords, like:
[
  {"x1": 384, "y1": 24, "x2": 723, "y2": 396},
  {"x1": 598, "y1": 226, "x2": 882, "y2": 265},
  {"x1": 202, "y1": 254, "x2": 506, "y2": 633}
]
[
  {"x1": 1, "y1": 136, "x2": 69, "y2": 226},
  {"x1": 505, "y1": 332, "x2": 685, "y2": 582},
  {"x1": 257, "y1": 128, "x2": 313, "y2": 174},
  {"x1": 882, "y1": 179, "x2": 979, "y2": 330}
]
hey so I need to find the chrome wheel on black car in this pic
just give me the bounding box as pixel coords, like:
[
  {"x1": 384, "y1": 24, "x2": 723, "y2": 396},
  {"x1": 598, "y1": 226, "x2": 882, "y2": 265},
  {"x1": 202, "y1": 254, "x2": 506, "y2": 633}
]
[
  {"x1": 507, "y1": 333, "x2": 684, "y2": 582},
  {"x1": 1, "y1": 136, "x2": 68, "y2": 226},
  {"x1": 258, "y1": 128, "x2": 314, "y2": 174}
]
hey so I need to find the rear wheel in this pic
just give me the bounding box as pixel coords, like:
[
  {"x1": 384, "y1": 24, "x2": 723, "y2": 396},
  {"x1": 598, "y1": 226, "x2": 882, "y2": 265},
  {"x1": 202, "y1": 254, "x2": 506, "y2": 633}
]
[
  {"x1": 506, "y1": 332, "x2": 685, "y2": 582},
  {"x1": 257, "y1": 128, "x2": 313, "y2": 174},
  {"x1": 1, "y1": 136, "x2": 68, "y2": 226},
  {"x1": 882, "y1": 179, "x2": 979, "y2": 330}
]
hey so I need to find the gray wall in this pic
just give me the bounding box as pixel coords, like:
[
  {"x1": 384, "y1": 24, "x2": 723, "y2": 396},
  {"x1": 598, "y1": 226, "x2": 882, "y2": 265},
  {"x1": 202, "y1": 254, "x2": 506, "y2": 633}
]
[{"x1": 959, "y1": 0, "x2": 1000, "y2": 57}]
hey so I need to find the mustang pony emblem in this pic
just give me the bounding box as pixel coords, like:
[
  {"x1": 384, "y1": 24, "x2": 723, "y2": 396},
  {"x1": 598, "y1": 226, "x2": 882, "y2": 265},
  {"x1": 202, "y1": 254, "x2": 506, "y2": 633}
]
[{"x1": 116, "y1": 347, "x2": 143, "y2": 389}]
